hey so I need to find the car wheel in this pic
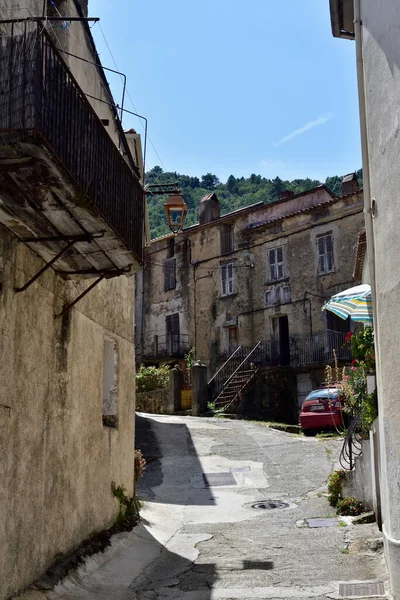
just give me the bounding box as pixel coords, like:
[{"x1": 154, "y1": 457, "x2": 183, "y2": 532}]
[{"x1": 302, "y1": 429, "x2": 316, "y2": 437}]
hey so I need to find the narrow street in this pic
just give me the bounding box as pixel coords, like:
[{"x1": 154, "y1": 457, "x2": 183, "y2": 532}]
[{"x1": 51, "y1": 415, "x2": 388, "y2": 600}]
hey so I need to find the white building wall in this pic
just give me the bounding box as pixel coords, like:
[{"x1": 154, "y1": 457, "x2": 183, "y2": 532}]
[{"x1": 360, "y1": 1, "x2": 400, "y2": 594}]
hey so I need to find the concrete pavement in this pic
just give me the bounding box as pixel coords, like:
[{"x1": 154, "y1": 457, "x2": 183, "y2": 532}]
[{"x1": 48, "y1": 414, "x2": 389, "y2": 600}]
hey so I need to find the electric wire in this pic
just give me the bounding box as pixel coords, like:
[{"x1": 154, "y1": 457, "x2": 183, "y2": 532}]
[{"x1": 95, "y1": 22, "x2": 167, "y2": 172}]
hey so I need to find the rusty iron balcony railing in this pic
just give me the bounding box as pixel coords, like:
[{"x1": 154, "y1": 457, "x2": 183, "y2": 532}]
[
  {"x1": 143, "y1": 334, "x2": 190, "y2": 360},
  {"x1": 0, "y1": 22, "x2": 144, "y2": 261},
  {"x1": 290, "y1": 330, "x2": 352, "y2": 366}
]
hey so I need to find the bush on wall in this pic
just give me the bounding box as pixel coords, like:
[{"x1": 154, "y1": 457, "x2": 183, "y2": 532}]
[{"x1": 136, "y1": 364, "x2": 170, "y2": 393}]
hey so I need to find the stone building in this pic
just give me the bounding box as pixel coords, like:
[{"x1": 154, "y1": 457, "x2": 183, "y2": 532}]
[
  {"x1": 136, "y1": 177, "x2": 364, "y2": 411},
  {"x1": 0, "y1": 2, "x2": 144, "y2": 597}
]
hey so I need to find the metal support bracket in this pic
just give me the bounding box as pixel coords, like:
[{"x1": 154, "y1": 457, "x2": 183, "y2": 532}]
[
  {"x1": 55, "y1": 270, "x2": 126, "y2": 319},
  {"x1": 14, "y1": 234, "x2": 96, "y2": 293}
]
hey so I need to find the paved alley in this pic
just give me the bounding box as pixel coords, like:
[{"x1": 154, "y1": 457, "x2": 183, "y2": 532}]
[{"x1": 50, "y1": 415, "x2": 389, "y2": 600}]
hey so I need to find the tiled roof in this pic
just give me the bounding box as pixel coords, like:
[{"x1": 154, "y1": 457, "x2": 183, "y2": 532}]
[{"x1": 245, "y1": 198, "x2": 337, "y2": 232}]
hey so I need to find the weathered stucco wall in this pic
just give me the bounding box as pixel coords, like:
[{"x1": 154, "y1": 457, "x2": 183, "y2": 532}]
[
  {"x1": 0, "y1": 232, "x2": 136, "y2": 598},
  {"x1": 360, "y1": 1, "x2": 400, "y2": 593}
]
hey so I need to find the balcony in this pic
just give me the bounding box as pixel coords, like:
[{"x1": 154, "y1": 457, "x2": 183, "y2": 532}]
[
  {"x1": 0, "y1": 22, "x2": 143, "y2": 278},
  {"x1": 143, "y1": 334, "x2": 190, "y2": 361},
  {"x1": 290, "y1": 330, "x2": 352, "y2": 367}
]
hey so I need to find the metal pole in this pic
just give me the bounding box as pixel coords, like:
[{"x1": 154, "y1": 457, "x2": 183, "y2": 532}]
[
  {"x1": 14, "y1": 239, "x2": 77, "y2": 292},
  {"x1": 55, "y1": 273, "x2": 107, "y2": 318}
]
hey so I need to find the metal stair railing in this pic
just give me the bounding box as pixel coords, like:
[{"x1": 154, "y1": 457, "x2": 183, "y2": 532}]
[
  {"x1": 207, "y1": 345, "x2": 247, "y2": 403},
  {"x1": 214, "y1": 341, "x2": 263, "y2": 407}
]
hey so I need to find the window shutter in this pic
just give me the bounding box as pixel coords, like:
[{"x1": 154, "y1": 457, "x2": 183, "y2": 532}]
[
  {"x1": 276, "y1": 246, "x2": 284, "y2": 280},
  {"x1": 318, "y1": 237, "x2": 326, "y2": 272},
  {"x1": 269, "y1": 248, "x2": 276, "y2": 281},
  {"x1": 265, "y1": 291, "x2": 272, "y2": 306},
  {"x1": 228, "y1": 263, "x2": 234, "y2": 294},
  {"x1": 326, "y1": 235, "x2": 334, "y2": 271},
  {"x1": 276, "y1": 246, "x2": 283, "y2": 263},
  {"x1": 221, "y1": 264, "x2": 227, "y2": 296}
]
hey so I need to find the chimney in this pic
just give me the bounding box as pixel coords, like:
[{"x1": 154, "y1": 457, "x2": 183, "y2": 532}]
[
  {"x1": 342, "y1": 173, "x2": 360, "y2": 196},
  {"x1": 199, "y1": 193, "x2": 220, "y2": 225},
  {"x1": 280, "y1": 190, "x2": 295, "y2": 201}
]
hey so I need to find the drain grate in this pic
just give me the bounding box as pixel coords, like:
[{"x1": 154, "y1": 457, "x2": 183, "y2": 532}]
[
  {"x1": 307, "y1": 518, "x2": 338, "y2": 528},
  {"x1": 251, "y1": 500, "x2": 289, "y2": 510},
  {"x1": 339, "y1": 581, "x2": 385, "y2": 598},
  {"x1": 202, "y1": 472, "x2": 237, "y2": 487}
]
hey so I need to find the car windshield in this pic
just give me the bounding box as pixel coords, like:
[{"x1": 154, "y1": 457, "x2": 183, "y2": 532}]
[{"x1": 306, "y1": 389, "x2": 339, "y2": 401}]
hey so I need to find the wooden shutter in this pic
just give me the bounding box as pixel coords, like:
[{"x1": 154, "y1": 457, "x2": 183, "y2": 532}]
[
  {"x1": 221, "y1": 264, "x2": 227, "y2": 295},
  {"x1": 227, "y1": 263, "x2": 234, "y2": 294},
  {"x1": 269, "y1": 248, "x2": 276, "y2": 281},
  {"x1": 318, "y1": 236, "x2": 326, "y2": 272},
  {"x1": 277, "y1": 246, "x2": 284, "y2": 280},
  {"x1": 326, "y1": 235, "x2": 334, "y2": 272}
]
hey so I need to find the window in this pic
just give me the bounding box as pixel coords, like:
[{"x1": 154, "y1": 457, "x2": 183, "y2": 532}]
[
  {"x1": 166, "y1": 313, "x2": 180, "y2": 354},
  {"x1": 265, "y1": 285, "x2": 291, "y2": 306},
  {"x1": 317, "y1": 233, "x2": 334, "y2": 273},
  {"x1": 220, "y1": 263, "x2": 234, "y2": 296},
  {"x1": 220, "y1": 224, "x2": 234, "y2": 255},
  {"x1": 103, "y1": 337, "x2": 118, "y2": 427},
  {"x1": 268, "y1": 246, "x2": 284, "y2": 281},
  {"x1": 164, "y1": 257, "x2": 176, "y2": 291}
]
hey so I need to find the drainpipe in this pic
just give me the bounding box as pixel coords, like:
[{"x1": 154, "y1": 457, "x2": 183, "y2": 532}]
[{"x1": 354, "y1": 0, "x2": 378, "y2": 333}]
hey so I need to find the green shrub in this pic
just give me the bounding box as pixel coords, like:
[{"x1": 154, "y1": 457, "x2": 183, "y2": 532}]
[
  {"x1": 327, "y1": 470, "x2": 347, "y2": 507},
  {"x1": 136, "y1": 364, "x2": 170, "y2": 393},
  {"x1": 336, "y1": 497, "x2": 364, "y2": 516}
]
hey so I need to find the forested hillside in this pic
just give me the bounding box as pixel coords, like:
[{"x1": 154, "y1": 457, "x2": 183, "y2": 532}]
[{"x1": 145, "y1": 166, "x2": 363, "y2": 239}]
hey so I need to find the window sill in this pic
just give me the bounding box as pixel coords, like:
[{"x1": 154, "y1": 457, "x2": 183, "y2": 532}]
[
  {"x1": 317, "y1": 270, "x2": 336, "y2": 276},
  {"x1": 220, "y1": 293, "x2": 237, "y2": 299},
  {"x1": 266, "y1": 277, "x2": 289, "y2": 285}
]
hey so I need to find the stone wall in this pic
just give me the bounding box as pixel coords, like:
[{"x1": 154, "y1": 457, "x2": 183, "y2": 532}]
[
  {"x1": 342, "y1": 440, "x2": 373, "y2": 510},
  {"x1": 136, "y1": 389, "x2": 171, "y2": 414},
  {"x1": 245, "y1": 367, "x2": 298, "y2": 424}
]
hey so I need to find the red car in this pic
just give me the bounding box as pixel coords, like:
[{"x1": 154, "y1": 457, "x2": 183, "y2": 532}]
[{"x1": 300, "y1": 388, "x2": 345, "y2": 435}]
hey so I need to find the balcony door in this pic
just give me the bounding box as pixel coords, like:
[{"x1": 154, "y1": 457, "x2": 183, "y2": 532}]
[
  {"x1": 272, "y1": 316, "x2": 290, "y2": 366},
  {"x1": 166, "y1": 313, "x2": 180, "y2": 355},
  {"x1": 228, "y1": 326, "x2": 238, "y2": 355}
]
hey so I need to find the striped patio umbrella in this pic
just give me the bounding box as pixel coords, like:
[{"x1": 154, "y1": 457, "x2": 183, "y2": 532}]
[{"x1": 322, "y1": 284, "x2": 373, "y2": 323}]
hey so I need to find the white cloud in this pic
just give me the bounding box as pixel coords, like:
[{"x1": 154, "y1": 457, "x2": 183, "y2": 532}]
[{"x1": 274, "y1": 113, "x2": 335, "y2": 147}]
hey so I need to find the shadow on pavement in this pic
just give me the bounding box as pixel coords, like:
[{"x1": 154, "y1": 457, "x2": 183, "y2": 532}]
[{"x1": 135, "y1": 413, "x2": 216, "y2": 506}]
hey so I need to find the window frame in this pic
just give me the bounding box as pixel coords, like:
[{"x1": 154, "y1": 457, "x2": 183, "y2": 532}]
[
  {"x1": 268, "y1": 246, "x2": 285, "y2": 282},
  {"x1": 220, "y1": 262, "x2": 235, "y2": 296},
  {"x1": 317, "y1": 232, "x2": 335, "y2": 274},
  {"x1": 164, "y1": 257, "x2": 177, "y2": 291},
  {"x1": 220, "y1": 224, "x2": 234, "y2": 255}
]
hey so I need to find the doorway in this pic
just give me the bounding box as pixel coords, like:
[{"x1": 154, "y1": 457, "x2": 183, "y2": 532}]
[
  {"x1": 272, "y1": 316, "x2": 290, "y2": 366},
  {"x1": 227, "y1": 326, "x2": 238, "y2": 355}
]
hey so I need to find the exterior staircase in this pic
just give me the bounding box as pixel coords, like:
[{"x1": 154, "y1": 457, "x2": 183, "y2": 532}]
[{"x1": 208, "y1": 341, "x2": 275, "y2": 412}]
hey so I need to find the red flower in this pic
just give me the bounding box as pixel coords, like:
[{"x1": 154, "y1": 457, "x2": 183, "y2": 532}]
[
  {"x1": 352, "y1": 359, "x2": 358, "y2": 365},
  {"x1": 345, "y1": 331, "x2": 354, "y2": 342}
]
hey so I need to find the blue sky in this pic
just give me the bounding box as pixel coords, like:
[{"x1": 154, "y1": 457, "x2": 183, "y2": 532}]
[{"x1": 90, "y1": 0, "x2": 361, "y2": 183}]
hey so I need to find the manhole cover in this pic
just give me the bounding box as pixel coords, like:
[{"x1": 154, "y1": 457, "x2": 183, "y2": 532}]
[
  {"x1": 251, "y1": 500, "x2": 289, "y2": 510},
  {"x1": 203, "y1": 472, "x2": 237, "y2": 487},
  {"x1": 307, "y1": 518, "x2": 338, "y2": 528},
  {"x1": 339, "y1": 580, "x2": 385, "y2": 598}
]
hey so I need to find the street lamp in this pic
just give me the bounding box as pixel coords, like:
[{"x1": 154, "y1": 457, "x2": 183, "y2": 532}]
[
  {"x1": 164, "y1": 194, "x2": 188, "y2": 234},
  {"x1": 144, "y1": 183, "x2": 188, "y2": 234}
]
